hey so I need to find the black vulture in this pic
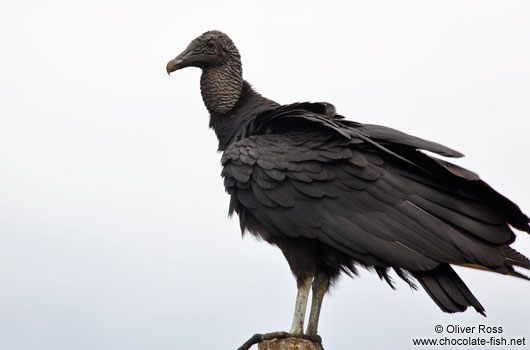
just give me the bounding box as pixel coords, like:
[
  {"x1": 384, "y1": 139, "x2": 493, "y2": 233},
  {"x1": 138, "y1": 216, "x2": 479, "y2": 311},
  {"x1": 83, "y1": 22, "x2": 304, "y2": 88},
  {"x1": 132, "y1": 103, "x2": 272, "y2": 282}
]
[{"x1": 166, "y1": 30, "x2": 530, "y2": 340}]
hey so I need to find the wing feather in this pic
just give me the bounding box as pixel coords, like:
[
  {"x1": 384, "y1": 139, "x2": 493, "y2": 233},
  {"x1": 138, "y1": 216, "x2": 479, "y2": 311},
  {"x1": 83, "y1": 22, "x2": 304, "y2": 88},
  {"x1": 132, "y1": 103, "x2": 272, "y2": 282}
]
[{"x1": 221, "y1": 126, "x2": 528, "y2": 275}]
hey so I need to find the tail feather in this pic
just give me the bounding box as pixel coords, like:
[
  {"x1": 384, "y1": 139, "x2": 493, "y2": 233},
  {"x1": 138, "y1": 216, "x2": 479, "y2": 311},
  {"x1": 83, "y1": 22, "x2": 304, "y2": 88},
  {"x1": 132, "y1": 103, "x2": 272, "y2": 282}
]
[
  {"x1": 506, "y1": 266, "x2": 530, "y2": 281},
  {"x1": 504, "y1": 246, "x2": 530, "y2": 270},
  {"x1": 413, "y1": 264, "x2": 485, "y2": 316}
]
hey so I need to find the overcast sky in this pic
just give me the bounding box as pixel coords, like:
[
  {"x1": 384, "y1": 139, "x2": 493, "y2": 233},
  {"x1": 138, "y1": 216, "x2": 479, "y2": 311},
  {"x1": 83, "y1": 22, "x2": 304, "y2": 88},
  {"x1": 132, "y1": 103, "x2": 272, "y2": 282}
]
[{"x1": 1, "y1": 1, "x2": 529, "y2": 349}]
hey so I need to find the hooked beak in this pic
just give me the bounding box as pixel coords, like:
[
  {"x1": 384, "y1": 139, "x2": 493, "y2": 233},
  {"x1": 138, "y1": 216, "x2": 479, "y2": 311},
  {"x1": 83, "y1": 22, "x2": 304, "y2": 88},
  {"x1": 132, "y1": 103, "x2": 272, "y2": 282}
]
[{"x1": 166, "y1": 48, "x2": 194, "y2": 75}]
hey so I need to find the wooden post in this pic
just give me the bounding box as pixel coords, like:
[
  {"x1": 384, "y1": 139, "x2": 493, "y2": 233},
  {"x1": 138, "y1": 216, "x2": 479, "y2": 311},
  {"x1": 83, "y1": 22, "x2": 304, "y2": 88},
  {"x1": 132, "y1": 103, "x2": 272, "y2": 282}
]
[
  {"x1": 238, "y1": 332, "x2": 323, "y2": 350},
  {"x1": 258, "y1": 337, "x2": 323, "y2": 350}
]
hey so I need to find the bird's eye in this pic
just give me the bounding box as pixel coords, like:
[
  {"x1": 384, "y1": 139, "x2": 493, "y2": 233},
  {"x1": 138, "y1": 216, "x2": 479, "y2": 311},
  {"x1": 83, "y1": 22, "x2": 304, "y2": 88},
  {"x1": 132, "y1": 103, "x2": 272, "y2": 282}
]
[{"x1": 207, "y1": 40, "x2": 216, "y2": 49}]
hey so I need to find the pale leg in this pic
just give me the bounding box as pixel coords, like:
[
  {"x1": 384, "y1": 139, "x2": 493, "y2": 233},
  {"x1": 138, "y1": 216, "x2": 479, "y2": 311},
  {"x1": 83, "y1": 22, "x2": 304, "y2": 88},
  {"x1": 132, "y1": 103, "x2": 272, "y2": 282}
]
[
  {"x1": 306, "y1": 274, "x2": 329, "y2": 335},
  {"x1": 289, "y1": 277, "x2": 312, "y2": 335}
]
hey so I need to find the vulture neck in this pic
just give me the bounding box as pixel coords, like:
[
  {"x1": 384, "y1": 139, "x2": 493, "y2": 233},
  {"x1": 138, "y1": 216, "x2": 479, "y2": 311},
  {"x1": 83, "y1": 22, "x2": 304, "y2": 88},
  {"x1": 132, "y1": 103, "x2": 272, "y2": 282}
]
[
  {"x1": 200, "y1": 59, "x2": 243, "y2": 115},
  {"x1": 209, "y1": 81, "x2": 280, "y2": 151}
]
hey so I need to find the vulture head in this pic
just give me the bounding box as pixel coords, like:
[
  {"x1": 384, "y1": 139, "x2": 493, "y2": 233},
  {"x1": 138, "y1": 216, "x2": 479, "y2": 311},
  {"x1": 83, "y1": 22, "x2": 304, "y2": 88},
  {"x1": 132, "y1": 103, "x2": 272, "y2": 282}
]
[{"x1": 167, "y1": 30, "x2": 243, "y2": 114}]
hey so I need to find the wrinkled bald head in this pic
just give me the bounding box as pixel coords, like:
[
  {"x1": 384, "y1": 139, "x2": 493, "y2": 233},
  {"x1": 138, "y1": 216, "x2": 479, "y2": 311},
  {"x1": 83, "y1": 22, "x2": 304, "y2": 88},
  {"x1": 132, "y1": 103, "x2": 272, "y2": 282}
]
[
  {"x1": 166, "y1": 31, "x2": 244, "y2": 114},
  {"x1": 166, "y1": 30, "x2": 241, "y2": 74}
]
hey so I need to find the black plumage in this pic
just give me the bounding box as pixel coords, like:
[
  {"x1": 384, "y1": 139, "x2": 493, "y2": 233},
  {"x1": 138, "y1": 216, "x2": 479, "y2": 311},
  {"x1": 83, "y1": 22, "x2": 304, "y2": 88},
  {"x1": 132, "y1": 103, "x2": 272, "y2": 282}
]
[{"x1": 167, "y1": 30, "x2": 530, "y2": 336}]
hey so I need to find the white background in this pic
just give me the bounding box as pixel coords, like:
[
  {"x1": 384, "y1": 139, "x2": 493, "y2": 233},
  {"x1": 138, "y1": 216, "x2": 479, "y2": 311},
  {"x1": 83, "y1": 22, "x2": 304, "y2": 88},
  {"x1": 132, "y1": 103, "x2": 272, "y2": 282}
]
[{"x1": 1, "y1": 1, "x2": 529, "y2": 349}]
